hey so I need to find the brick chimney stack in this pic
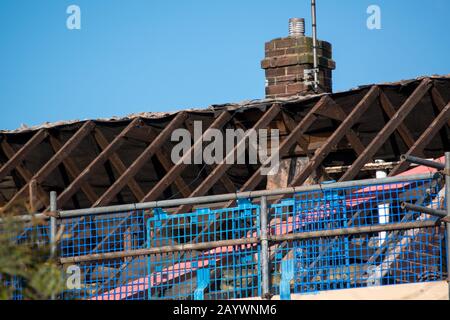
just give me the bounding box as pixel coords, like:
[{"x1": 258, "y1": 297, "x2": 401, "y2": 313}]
[{"x1": 261, "y1": 18, "x2": 336, "y2": 98}]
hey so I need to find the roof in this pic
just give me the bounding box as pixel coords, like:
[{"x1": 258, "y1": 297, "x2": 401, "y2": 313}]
[{"x1": 1, "y1": 74, "x2": 449, "y2": 211}]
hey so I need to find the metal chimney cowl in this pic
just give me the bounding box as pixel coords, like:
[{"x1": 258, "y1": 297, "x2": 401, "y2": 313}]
[{"x1": 261, "y1": 18, "x2": 336, "y2": 98}]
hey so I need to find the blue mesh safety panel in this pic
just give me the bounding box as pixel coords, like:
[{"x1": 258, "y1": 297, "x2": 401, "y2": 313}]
[{"x1": 2, "y1": 176, "x2": 447, "y2": 300}]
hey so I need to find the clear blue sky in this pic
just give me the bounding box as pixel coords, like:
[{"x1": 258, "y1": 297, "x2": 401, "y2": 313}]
[{"x1": 1, "y1": 0, "x2": 449, "y2": 130}]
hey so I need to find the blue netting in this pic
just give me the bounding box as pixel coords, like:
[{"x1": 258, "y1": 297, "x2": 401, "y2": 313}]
[
  {"x1": 3, "y1": 176, "x2": 448, "y2": 300},
  {"x1": 146, "y1": 200, "x2": 261, "y2": 300},
  {"x1": 59, "y1": 210, "x2": 147, "y2": 300},
  {"x1": 269, "y1": 177, "x2": 445, "y2": 296}
]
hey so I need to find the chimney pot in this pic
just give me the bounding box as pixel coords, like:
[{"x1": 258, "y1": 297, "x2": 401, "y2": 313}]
[{"x1": 289, "y1": 18, "x2": 305, "y2": 37}]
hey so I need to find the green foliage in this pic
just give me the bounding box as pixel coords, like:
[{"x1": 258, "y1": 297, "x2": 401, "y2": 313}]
[{"x1": 0, "y1": 209, "x2": 65, "y2": 300}]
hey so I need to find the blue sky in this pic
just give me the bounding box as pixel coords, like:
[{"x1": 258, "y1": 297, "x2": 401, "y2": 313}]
[{"x1": 0, "y1": 0, "x2": 449, "y2": 130}]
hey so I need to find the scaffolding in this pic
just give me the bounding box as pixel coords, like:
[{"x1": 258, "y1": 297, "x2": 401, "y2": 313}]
[{"x1": 2, "y1": 163, "x2": 449, "y2": 300}]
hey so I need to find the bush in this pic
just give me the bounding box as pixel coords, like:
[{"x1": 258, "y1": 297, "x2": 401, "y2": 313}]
[{"x1": 0, "y1": 205, "x2": 65, "y2": 300}]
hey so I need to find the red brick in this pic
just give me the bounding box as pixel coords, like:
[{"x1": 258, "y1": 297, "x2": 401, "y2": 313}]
[
  {"x1": 265, "y1": 55, "x2": 298, "y2": 68},
  {"x1": 286, "y1": 83, "x2": 306, "y2": 94},
  {"x1": 275, "y1": 74, "x2": 302, "y2": 83},
  {"x1": 266, "y1": 49, "x2": 287, "y2": 58},
  {"x1": 261, "y1": 59, "x2": 271, "y2": 69},
  {"x1": 265, "y1": 67, "x2": 286, "y2": 77},
  {"x1": 266, "y1": 84, "x2": 287, "y2": 95},
  {"x1": 286, "y1": 65, "x2": 308, "y2": 75},
  {"x1": 265, "y1": 41, "x2": 275, "y2": 52},
  {"x1": 273, "y1": 38, "x2": 297, "y2": 49}
]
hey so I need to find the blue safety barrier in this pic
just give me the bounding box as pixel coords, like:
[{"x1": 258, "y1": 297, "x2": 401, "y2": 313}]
[
  {"x1": 2, "y1": 176, "x2": 446, "y2": 300},
  {"x1": 269, "y1": 176, "x2": 445, "y2": 296},
  {"x1": 194, "y1": 268, "x2": 211, "y2": 300},
  {"x1": 145, "y1": 201, "x2": 261, "y2": 300},
  {"x1": 280, "y1": 260, "x2": 294, "y2": 300}
]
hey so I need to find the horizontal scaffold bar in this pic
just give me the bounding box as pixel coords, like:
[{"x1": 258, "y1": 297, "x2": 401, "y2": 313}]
[
  {"x1": 59, "y1": 220, "x2": 439, "y2": 265},
  {"x1": 8, "y1": 172, "x2": 437, "y2": 223}
]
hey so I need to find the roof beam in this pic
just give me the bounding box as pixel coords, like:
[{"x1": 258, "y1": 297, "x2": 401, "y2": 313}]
[
  {"x1": 389, "y1": 102, "x2": 450, "y2": 176},
  {"x1": 379, "y1": 91, "x2": 416, "y2": 149},
  {"x1": 239, "y1": 96, "x2": 330, "y2": 193},
  {"x1": 141, "y1": 112, "x2": 232, "y2": 202},
  {"x1": 0, "y1": 190, "x2": 6, "y2": 205},
  {"x1": 340, "y1": 78, "x2": 432, "y2": 181},
  {"x1": 93, "y1": 112, "x2": 188, "y2": 207},
  {"x1": 48, "y1": 135, "x2": 98, "y2": 205},
  {"x1": 317, "y1": 96, "x2": 366, "y2": 155},
  {"x1": 290, "y1": 86, "x2": 381, "y2": 187},
  {"x1": 280, "y1": 112, "x2": 311, "y2": 155},
  {"x1": 154, "y1": 146, "x2": 192, "y2": 198},
  {"x1": 56, "y1": 118, "x2": 143, "y2": 208},
  {"x1": 3, "y1": 121, "x2": 95, "y2": 211},
  {"x1": 1, "y1": 141, "x2": 34, "y2": 182},
  {"x1": 219, "y1": 172, "x2": 237, "y2": 194},
  {"x1": 175, "y1": 104, "x2": 281, "y2": 214},
  {"x1": 0, "y1": 129, "x2": 48, "y2": 182},
  {"x1": 1, "y1": 140, "x2": 49, "y2": 210},
  {"x1": 93, "y1": 128, "x2": 145, "y2": 202},
  {"x1": 431, "y1": 87, "x2": 450, "y2": 127}
]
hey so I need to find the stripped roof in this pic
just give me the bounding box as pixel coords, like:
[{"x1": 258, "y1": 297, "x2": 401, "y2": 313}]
[{"x1": 1, "y1": 75, "x2": 450, "y2": 212}]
